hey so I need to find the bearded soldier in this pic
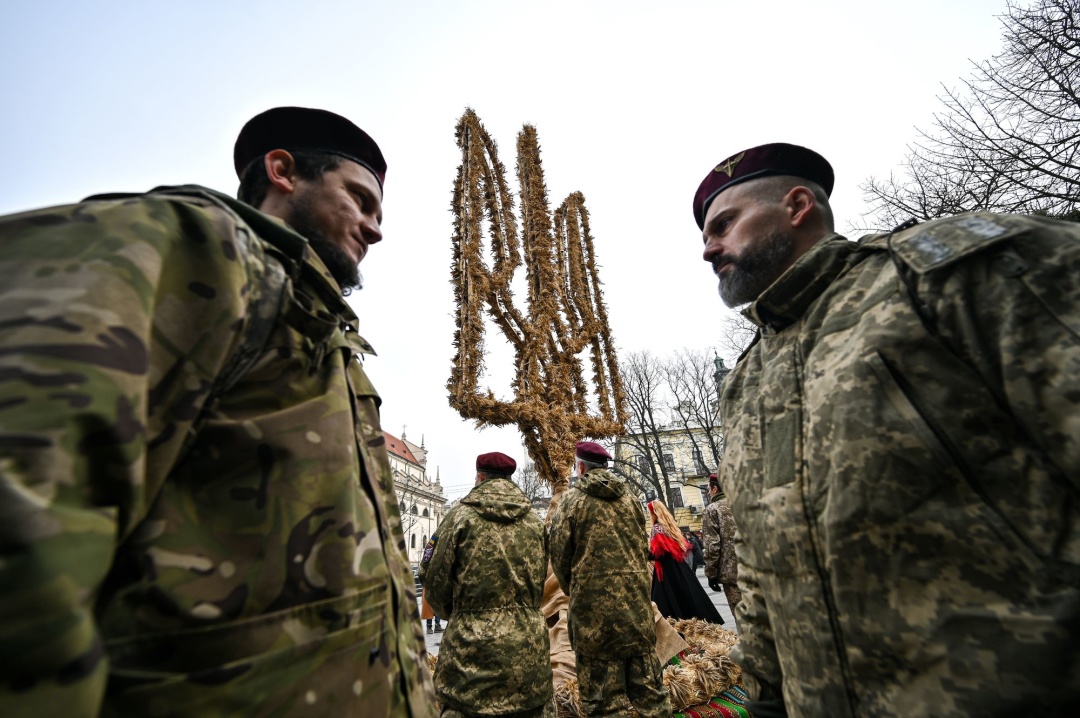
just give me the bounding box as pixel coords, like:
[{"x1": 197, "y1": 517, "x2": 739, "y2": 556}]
[
  {"x1": 0, "y1": 107, "x2": 434, "y2": 717},
  {"x1": 548, "y1": 442, "x2": 670, "y2": 718},
  {"x1": 420, "y1": 452, "x2": 552, "y2": 718},
  {"x1": 695, "y1": 142, "x2": 1080, "y2": 716}
]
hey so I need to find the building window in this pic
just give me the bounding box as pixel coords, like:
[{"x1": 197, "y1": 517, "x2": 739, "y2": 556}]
[
  {"x1": 669, "y1": 487, "x2": 684, "y2": 508},
  {"x1": 692, "y1": 446, "x2": 709, "y2": 474},
  {"x1": 699, "y1": 485, "x2": 710, "y2": 505},
  {"x1": 411, "y1": 533, "x2": 416, "y2": 548},
  {"x1": 662, "y1": 453, "x2": 676, "y2": 473},
  {"x1": 422, "y1": 508, "x2": 430, "y2": 518},
  {"x1": 410, "y1": 505, "x2": 418, "y2": 515},
  {"x1": 399, "y1": 500, "x2": 406, "y2": 513},
  {"x1": 422, "y1": 534, "x2": 427, "y2": 547},
  {"x1": 636, "y1": 455, "x2": 650, "y2": 473}
]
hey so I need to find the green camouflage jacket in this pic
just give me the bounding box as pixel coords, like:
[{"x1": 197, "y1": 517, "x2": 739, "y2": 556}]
[
  {"x1": 548, "y1": 469, "x2": 654, "y2": 659},
  {"x1": 0, "y1": 186, "x2": 434, "y2": 717},
  {"x1": 419, "y1": 477, "x2": 551, "y2": 715},
  {"x1": 720, "y1": 213, "x2": 1080, "y2": 716},
  {"x1": 701, "y1": 493, "x2": 737, "y2": 585}
]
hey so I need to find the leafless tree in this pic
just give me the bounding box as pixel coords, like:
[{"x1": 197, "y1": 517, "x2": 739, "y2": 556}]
[
  {"x1": 664, "y1": 348, "x2": 725, "y2": 473},
  {"x1": 513, "y1": 462, "x2": 551, "y2": 503},
  {"x1": 613, "y1": 350, "x2": 679, "y2": 504},
  {"x1": 719, "y1": 312, "x2": 758, "y2": 365},
  {"x1": 861, "y1": 0, "x2": 1080, "y2": 230},
  {"x1": 612, "y1": 347, "x2": 740, "y2": 505}
]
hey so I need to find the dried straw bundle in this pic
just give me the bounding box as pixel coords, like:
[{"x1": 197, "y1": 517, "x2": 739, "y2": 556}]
[{"x1": 553, "y1": 678, "x2": 582, "y2": 718}]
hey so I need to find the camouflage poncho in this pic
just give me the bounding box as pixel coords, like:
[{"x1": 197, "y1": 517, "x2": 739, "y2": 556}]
[
  {"x1": 549, "y1": 469, "x2": 654, "y2": 659},
  {"x1": 420, "y1": 477, "x2": 551, "y2": 715}
]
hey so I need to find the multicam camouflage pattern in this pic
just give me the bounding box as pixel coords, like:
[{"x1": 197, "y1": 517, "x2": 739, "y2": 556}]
[
  {"x1": 720, "y1": 212, "x2": 1080, "y2": 716},
  {"x1": 700, "y1": 493, "x2": 740, "y2": 608},
  {"x1": 419, "y1": 477, "x2": 551, "y2": 715},
  {"x1": 0, "y1": 186, "x2": 434, "y2": 717},
  {"x1": 548, "y1": 469, "x2": 655, "y2": 660}
]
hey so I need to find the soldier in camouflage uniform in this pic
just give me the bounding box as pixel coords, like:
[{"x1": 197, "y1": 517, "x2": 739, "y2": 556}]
[
  {"x1": 693, "y1": 142, "x2": 1080, "y2": 716},
  {"x1": 419, "y1": 452, "x2": 553, "y2": 718},
  {"x1": 700, "y1": 473, "x2": 740, "y2": 611},
  {"x1": 0, "y1": 107, "x2": 435, "y2": 717},
  {"x1": 548, "y1": 442, "x2": 670, "y2": 718}
]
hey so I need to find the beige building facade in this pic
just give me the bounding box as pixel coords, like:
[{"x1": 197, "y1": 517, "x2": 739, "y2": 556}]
[
  {"x1": 614, "y1": 427, "x2": 717, "y2": 531},
  {"x1": 385, "y1": 431, "x2": 448, "y2": 567}
]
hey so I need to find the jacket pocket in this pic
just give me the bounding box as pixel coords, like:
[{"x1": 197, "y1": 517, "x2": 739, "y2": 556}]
[
  {"x1": 761, "y1": 399, "x2": 800, "y2": 490},
  {"x1": 863, "y1": 350, "x2": 1044, "y2": 572},
  {"x1": 104, "y1": 586, "x2": 394, "y2": 717}
]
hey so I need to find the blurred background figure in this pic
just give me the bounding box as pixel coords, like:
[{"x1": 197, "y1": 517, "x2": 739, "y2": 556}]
[
  {"x1": 702, "y1": 473, "x2": 741, "y2": 611},
  {"x1": 421, "y1": 588, "x2": 444, "y2": 634}
]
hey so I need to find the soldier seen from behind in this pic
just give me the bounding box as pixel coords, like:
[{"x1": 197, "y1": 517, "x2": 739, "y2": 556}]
[
  {"x1": 700, "y1": 473, "x2": 740, "y2": 613},
  {"x1": 548, "y1": 442, "x2": 671, "y2": 718},
  {"x1": 695, "y1": 142, "x2": 1080, "y2": 716},
  {"x1": 0, "y1": 107, "x2": 435, "y2": 717},
  {"x1": 420, "y1": 452, "x2": 553, "y2": 718}
]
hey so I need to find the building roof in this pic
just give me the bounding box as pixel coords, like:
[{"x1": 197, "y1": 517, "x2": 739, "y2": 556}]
[{"x1": 385, "y1": 431, "x2": 421, "y2": 465}]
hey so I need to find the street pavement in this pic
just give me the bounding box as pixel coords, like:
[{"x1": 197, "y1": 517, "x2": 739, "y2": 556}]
[{"x1": 420, "y1": 567, "x2": 736, "y2": 657}]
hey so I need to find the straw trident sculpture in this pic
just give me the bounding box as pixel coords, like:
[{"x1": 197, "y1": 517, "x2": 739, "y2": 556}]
[{"x1": 448, "y1": 109, "x2": 627, "y2": 495}]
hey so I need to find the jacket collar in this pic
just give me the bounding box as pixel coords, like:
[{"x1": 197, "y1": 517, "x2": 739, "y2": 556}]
[{"x1": 742, "y1": 234, "x2": 863, "y2": 331}]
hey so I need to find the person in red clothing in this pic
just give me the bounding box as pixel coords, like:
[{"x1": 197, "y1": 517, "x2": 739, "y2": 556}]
[{"x1": 647, "y1": 500, "x2": 723, "y2": 623}]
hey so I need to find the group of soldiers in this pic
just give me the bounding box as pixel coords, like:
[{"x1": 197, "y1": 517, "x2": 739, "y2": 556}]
[
  {"x1": 1, "y1": 105, "x2": 1078, "y2": 717},
  {"x1": 421, "y1": 442, "x2": 691, "y2": 718}
]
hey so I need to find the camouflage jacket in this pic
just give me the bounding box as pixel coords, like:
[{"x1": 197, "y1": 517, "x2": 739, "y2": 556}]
[
  {"x1": 0, "y1": 186, "x2": 434, "y2": 718},
  {"x1": 720, "y1": 213, "x2": 1080, "y2": 716},
  {"x1": 548, "y1": 469, "x2": 654, "y2": 659},
  {"x1": 701, "y1": 493, "x2": 737, "y2": 585},
  {"x1": 419, "y1": 477, "x2": 551, "y2": 715}
]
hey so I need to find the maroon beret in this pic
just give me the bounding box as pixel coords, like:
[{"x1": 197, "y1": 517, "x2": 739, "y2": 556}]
[
  {"x1": 693, "y1": 143, "x2": 833, "y2": 230},
  {"x1": 575, "y1": 441, "x2": 612, "y2": 463},
  {"x1": 476, "y1": 452, "x2": 516, "y2": 475},
  {"x1": 234, "y1": 107, "x2": 386, "y2": 189},
  {"x1": 708, "y1": 473, "x2": 720, "y2": 489}
]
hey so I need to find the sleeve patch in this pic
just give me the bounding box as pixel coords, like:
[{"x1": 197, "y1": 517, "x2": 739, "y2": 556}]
[{"x1": 422, "y1": 536, "x2": 437, "y2": 564}]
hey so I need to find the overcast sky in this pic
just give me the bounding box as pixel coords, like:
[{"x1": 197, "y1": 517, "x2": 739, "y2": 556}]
[{"x1": 1, "y1": 0, "x2": 1009, "y2": 500}]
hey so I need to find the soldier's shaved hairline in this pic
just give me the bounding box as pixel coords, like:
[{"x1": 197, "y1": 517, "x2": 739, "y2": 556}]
[
  {"x1": 476, "y1": 470, "x2": 513, "y2": 482},
  {"x1": 740, "y1": 175, "x2": 835, "y2": 232},
  {"x1": 577, "y1": 457, "x2": 606, "y2": 471}
]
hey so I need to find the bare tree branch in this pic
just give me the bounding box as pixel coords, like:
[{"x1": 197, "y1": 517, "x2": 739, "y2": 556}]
[
  {"x1": 860, "y1": 0, "x2": 1080, "y2": 230},
  {"x1": 513, "y1": 462, "x2": 551, "y2": 503}
]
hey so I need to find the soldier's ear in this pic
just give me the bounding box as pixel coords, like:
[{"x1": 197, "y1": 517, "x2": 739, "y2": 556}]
[
  {"x1": 264, "y1": 150, "x2": 299, "y2": 196},
  {"x1": 786, "y1": 186, "x2": 816, "y2": 229}
]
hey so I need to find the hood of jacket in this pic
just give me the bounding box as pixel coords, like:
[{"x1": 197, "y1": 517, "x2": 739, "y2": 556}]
[
  {"x1": 460, "y1": 477, "x2": 532, "y2": 523},
  {"x1": 575, "y1": 468, "x2": 627, "y2": 501}
]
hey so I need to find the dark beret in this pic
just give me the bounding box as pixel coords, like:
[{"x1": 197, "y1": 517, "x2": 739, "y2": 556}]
[
  {"x1": 575, "y1": 441, "x2": 612, "y2": 463},
  {"x1": 708, "y1": 473, "x2": 719, "y2": 489},
  {"x1": 234, "y1": 107, "x2": 386, "y2": 189},
  {"x1": 476, "y1": 452, "x2": 516, "y2": 475},
  {"x1": 693, "y1": 142, "x2": 833, "y2": 230}
]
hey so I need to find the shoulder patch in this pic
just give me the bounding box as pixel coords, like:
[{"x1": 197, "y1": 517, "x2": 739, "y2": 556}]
[
  {"x1": 421, "y1": 536, "x2": 437, "y2": 564},
  {"x1": 890, "y1": 213, "x2": 1029, "y2": 274}
]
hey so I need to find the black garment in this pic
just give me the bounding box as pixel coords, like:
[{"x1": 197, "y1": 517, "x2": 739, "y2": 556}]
[
  {"x1": 650, "y1": 553, "x2": 723, "y2": 623},
  {"x1": 689, "y1": 534, "x2": 705, "y2": 569}
]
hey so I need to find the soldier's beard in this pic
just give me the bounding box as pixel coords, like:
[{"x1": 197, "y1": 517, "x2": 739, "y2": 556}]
[
  {"x1": 285, "y1": 194, "x2": 363, "y2": 295},
  {"x1": 714, "y1": 229, "x2": 794, "y2": 308}
]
